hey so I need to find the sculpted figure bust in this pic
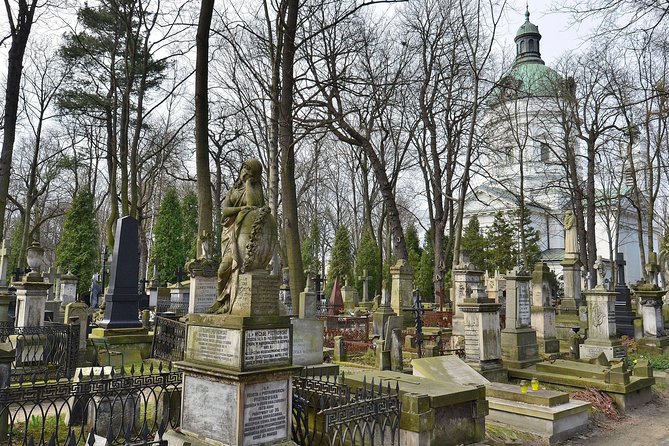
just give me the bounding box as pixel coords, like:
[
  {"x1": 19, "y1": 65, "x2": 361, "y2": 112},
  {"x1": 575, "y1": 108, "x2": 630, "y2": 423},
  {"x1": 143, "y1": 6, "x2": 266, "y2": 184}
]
[{"x1": 208, "y1": 159, "x2": 277, "y2": 314}]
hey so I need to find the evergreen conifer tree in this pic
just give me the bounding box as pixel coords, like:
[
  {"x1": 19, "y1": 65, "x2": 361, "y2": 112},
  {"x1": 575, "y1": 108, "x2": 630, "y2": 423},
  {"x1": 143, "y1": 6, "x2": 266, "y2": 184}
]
[
  {"x1": 354, "y1": 230, "x2": 380, "y2": 298},
  {"x1": 405, "y1": 223, "x2": 422, "y2": 272},
  {"x1": 461, "y1": 216, "x2": 488, "y2": 271},
  {"x1": 182, "y1": 190, "x2": 198, "y2": 260},
  {"x1": 327, "y1": 226, "x2": 352, "y2": 294},
  {"x1": 301, "y1": 221, "x2": 321, "y2": 275},
  {"x1": 486, "y1": 211, "x2": 517, "y2": 273},
  {"x1": 56, "y1": 189, "x2": 99, "y2": 296},
  {"x1": 515, "y1": 207, "x2": 542, "y2": 269},
  {"x1": 152, "y1": 187, "x2": 186, "y2": 285}
]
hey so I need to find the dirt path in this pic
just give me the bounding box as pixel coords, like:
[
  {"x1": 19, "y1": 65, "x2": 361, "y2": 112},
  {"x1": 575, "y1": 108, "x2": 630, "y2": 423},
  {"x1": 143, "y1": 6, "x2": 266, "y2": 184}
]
[{"x1": 560, "y1": 388, "x2": 669, "y2": 446}]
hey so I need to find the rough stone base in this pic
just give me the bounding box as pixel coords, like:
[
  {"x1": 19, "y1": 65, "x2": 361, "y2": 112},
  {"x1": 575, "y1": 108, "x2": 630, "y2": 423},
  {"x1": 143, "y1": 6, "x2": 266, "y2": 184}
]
[
  {"x1": 163, "y1": 429, "x2": 298, "y2": 446},
  {"x1": 537, "y1": 337, "x2": 560, "y2": 355},
  {"x1": 501, "y1": 328, "x2": 540, "y2": 369},
  {"x1": 637, "y1": 336, "x2": 669, "y2": 356}
]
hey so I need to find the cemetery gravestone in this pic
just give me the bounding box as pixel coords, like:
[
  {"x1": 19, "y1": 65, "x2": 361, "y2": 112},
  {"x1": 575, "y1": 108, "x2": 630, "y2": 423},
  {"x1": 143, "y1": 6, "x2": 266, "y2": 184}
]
[
  {"x1": 14, "y1": 240, "x2": 51, "y2": 328},
  {"x1": 614, "y1": 253, "x2": 638, "y2": 337},
  {"x1": 340, "y1": 278, "x2": 359, "y2": 310},
  {"x1": 279, "y1": 267, "x2": 292, "y2": 314},
  {"x1": 373, "y1": 285, "x2": 396, "y2": 337},
  {"x1": 390, "y1": 259, "x2": 413, "y2": 327},
  {"x1": 633, "y1": 252, "x2": 669, "y2": 354},
  {"x1": 502, "y1": 268, "x2": 539, "y2": 368},
  {"x1": 557, "y1": 211, "x2": 584, "y2": 351},
  {"x1": 0, "y1": 239, "x2": 11, "y2": 322},
  {"x1": 292, "y1": 277, "x2": 324, "y2": 366},
  {"x1": 186, "y1": 258, "x2": 217, "y2": 314},
  {"x1": 531, "y1": 262, "x2": 559, "y2": 354},
  {"x1": 579, "y1": 258, "x2": 625, "y2": 360}
]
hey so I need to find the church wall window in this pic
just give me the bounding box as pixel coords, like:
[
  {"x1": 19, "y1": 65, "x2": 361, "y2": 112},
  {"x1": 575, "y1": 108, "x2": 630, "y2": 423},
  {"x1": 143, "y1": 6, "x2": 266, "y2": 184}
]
[{"x1": 540, "y1": 142, "x2": 551, "y2": 162}]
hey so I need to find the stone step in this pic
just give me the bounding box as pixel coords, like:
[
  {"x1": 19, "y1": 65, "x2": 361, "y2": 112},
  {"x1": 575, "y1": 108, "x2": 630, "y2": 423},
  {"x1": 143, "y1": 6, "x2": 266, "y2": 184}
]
[
  {"x1": 536, "y1": 359, "x2": 608, "y2": 379},
  {"x1": 486, "y1": 382, "x2": 569, "y2": 407}
]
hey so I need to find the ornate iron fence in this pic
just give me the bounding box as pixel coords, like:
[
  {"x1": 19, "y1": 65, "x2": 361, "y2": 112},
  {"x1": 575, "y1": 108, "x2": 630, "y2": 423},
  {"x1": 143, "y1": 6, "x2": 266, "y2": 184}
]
[
  {"x1": 292, "y1": 371, "x2": 401, "y2": 446},
  {"x1": 150, "y1": 317, "x2": 186, "y2": 363},
  {"x1": 0, "y1": 363, "x2": 182, "y2": 445},
  {"x1": 0, "y1": 322, "x2": 80, "y2": 383}
]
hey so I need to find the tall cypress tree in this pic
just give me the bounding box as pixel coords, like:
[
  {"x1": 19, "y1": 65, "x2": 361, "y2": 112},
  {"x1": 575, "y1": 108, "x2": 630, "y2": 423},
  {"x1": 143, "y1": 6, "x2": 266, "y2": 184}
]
[
  {"x1": 486, "y1": 211, "x2": 517, "y2": 274},
  {"x1": 152, "y1": 187, "x2": 185, "y2": 285},
  {"x1": 354, "y1": 229, "x2": 380, "y2": 299},
  {"x1": 461, "y1": 216, "x2": 488, "y2": 272},
  {"x1": 327, "y1": 226, "x2": 352, "y2": 294},
  {"x1": 56, "y1": 189, "x2": 99, "y2": 296}
]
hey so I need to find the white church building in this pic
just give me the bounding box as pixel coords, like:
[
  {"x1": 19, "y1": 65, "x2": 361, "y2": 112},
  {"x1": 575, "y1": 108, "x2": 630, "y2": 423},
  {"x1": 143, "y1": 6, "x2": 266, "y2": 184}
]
[{"x1": 463, "y1": 8, "x2": 656, "y2": 284}]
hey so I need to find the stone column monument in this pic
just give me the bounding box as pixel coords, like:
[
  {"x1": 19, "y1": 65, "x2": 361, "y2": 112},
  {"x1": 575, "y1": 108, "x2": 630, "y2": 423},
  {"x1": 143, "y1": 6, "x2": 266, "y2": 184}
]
[
  {"x1": 459, "y1": 271, "x2": 505, "y2": 381},
  {"x1": 557, "y1": 210, "x2": 584, "y2": 350},
  {"x1": 390, "y1": 259, "x2": 413, "y2": 327},
  {"x1": 165, "y1": 159, "x2": 298, "y2": 446},
  {"x1": 579, "y1": 257, "x2": 625, "y2": 360},
  {"x1": 451, "y1": 253, "x2": 484, "y2": 340},
  {"x1": 531, "y1": 262, "x2": 559, "y2": 354},
  {"x1": 340, "y1": 277, "x2": 359, "y2": 311},
  {"x1": 292, "y1": 277, "x2": 324, "y2": 367},
  {"x1": 0, "y1": 240, "x2": 12, "y2": 322},
  {"x1": 14, "y1": 240, "x2": 51, "y2": 328},
  {"x1": 502, "y1": 267, "x2": 539, "y2": 368}
]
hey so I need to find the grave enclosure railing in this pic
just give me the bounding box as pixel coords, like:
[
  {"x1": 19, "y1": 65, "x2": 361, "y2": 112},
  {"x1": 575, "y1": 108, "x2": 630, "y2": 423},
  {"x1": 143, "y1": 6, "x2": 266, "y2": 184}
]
[
  {"x1": 0, "y1": 363, "x2": 182, "y2": 446},
  {"x1": 0, "y1": 322, "x2": 80, "y2": 384},
  {"x1": 291, "y1": 372, "x2": 401, "y2": 446}
]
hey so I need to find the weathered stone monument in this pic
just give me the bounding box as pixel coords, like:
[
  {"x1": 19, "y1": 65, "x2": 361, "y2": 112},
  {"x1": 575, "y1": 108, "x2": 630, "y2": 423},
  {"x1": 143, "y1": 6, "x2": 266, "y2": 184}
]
[
  {"x1": 531, "y1": 262, "x2": 559, "y2": 354},
  {"x1": 634, "y1": 252, "x2": 669, "y2": 354},
  {"x1": 165, "y1": 159, "x2": 297, "y2": 446},
  {"x1": 278, "y1": 267, "x2": 292, "y2": 314},
  {"x1": 340, "y1": 277, "x2": 359, "y2": 310},
  {"x1": 168, "y1": 267, "x2": 190, "y2": 316},
  {"x1": 451, "y1": 253, "x2": 482, "y2": 345},
  {"x1": 357, "y1": 269, "x2": 374, "y2": 311},
  {"x1": 459, "y1": 270, "x2": 505, "y2": 381},
  {"x1": 292, "y1": 277, "x2": 324, "y2": 366},
  {"x1": 186, "y1": 253, "x2": 218, "y2": 314},
  {"x1": 390, "y1": 259, "x2": 413, "y2": 327},
  {"x1": 579, "y1": 257, "x2": 625, "y2": 360},
  {"x1": 91, "y1": 217, "x2": 152, "y2": 362},
  {"x1": 614, "y1": 253, "x2": 638, "y2": 337},
  {"x1": 14, "y1": 240, "x2": 51, "y2": 328},
  {"x1": 557, "y1": 210, "x2": 584, "y2": 350},
  {"x1": 501, "y1": 267, "x2": 539, "y2": 368},
  {"x1": 372, "y1": 282, "x2": 396, "y2": 337}
]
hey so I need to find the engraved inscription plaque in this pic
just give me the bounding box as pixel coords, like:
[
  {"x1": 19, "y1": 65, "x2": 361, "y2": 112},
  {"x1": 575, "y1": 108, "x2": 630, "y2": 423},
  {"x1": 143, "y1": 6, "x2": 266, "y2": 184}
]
[
  {"x1": 182, "y1": 375, "x2": 238, "y2": 445},
  {"x1": 189, "y1": 276, "x2": 218, "y2": 313},
  {"x1": 518, "y1": 285, "x2": 531, "y2": 326},
  {"x1": 243, "y1": 380, "x2": 288, "y2": 446},
  {"x1": 244, "y1": 328, "x2": 291, "y2": 368},
  {"x1": 188, "y1": 325, "x2": 241, "y2": 368}
]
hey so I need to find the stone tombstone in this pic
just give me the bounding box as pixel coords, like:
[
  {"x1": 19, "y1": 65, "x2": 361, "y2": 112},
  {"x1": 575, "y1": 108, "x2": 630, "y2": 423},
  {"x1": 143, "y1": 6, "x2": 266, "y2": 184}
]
[
  {"x1": 502, "y1": 268, "x2": 539, "y2": 369},
  {"x1": 390, "y1": 328, "x2": 403, "y2": 372},
  {"x1": 459, "y1": 278, "x2": 505, "y2": 381},
  {"x1": 59, "y1": 271, "x2": 79, "y2": 306},
  {"x1": 359, "y1": 269, "x2": 371, "y2": 302},
  {"x1": 373, "y1": 285, "x2": 396, "y2": 338},
  {"x1": 390, "y1": 259, "x2": 413, "y2": 327},
  {"x1": 98, "y1": 217, "x2": 142, "y2": 329},
  {"x1": 292, "y1": 278, "x2": 324, "y2": 366},
  {"x1": 531, "y1": 262, "x2": 559, "y2": 354},
  {"x1": 14, "y1": 241, "x2": 51, "y2": 328},
  {"x1": 279, "y1": 267, "x2": 292, "y2": 314},
  {"x1": 451, "y1": 255, "x2": 485, "y2": 338},
  {"x1": 614, "y1": 253, "x2": 638, "y2": 337},
  {"x1": 557, "y1": 210, "x2": 584, "y2": 351},
  {"x1": 0, "y1": 239, "x2": 9, "y2": 287},
  {"x1": 188, "y1": 275, "x2": 217, "y2": 314},
  {"x1": 579, "y1": 260, "x2": 625, "y2": 360},
  {"x1": 340, "y1": 277, "x2": 359, "y2": 310},
  {"x1": 65, "y1": 302, "x2": 90, "y2": 350},
  {"x1": 169, "y1": 281, "x2": 190, "y2": 315}
]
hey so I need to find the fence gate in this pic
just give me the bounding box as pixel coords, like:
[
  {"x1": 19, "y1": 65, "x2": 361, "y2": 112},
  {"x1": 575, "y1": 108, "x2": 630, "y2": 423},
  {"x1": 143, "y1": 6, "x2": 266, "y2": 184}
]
[{"x1": 291, "y1": 372, "x2": 401, "y2": 446}]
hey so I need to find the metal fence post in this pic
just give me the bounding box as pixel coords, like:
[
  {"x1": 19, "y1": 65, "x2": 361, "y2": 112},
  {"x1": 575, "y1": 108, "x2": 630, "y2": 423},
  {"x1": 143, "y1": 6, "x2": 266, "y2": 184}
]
[{"x1": 0, "y1": 343, "x2": 14, "y2": 439}]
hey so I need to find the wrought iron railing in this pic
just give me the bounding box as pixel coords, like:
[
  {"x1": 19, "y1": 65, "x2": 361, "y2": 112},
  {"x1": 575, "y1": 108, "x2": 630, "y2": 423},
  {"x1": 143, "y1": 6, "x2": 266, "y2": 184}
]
[
  {"x1": 151, "y1": 317, "x2": 186, "y2": 363},
  {"x1": 0, "y1": 322, "x2": 80, "y2": 383},
  {"x1": 292, "y1": 371, "x2": 401, "y2": 446},
  {"x1": 0, "y1": 363, "x2": 181, "y2": 445}
]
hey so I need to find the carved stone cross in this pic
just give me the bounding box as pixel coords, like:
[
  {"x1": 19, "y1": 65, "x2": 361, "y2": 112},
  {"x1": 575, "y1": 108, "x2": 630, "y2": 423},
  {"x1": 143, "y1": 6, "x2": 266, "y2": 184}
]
[{"x1": 358, "y1": 269, "x2": 371, "y2": 302}]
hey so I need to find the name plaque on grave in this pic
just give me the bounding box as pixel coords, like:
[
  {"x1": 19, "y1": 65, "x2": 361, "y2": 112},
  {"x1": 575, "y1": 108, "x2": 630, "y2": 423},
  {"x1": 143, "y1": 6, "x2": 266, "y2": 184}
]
[
  {"x1": 518, "y1": 286, "x2": 531, "y2": 326},
  {"x1": 579, "y1": 343, "x2": 626, "y2": 360},
  {"x1": 243, "y1": 380, "x2": 289, "y2": 445},
  {"x1": 244, "y1": 328, "x2": 291, "y2": 369},
  {"x1": 188, "y1": 325, "x2": 241, "y2": 368},
  {"x1": 189, "y1": 276, "x2": 218, "y2": 313}
]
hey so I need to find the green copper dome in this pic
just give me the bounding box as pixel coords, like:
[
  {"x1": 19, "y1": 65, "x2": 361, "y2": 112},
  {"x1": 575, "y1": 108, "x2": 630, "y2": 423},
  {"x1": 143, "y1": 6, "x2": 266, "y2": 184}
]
[{"x1": 516, "y1": 9, "x2": 540, "y2": 37}]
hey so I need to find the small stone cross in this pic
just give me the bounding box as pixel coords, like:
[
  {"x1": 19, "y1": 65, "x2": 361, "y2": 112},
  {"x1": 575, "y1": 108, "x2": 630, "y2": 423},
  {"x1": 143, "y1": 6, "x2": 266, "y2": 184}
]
[
  {"x1": 646, "y1": 252, "x2": 660, "y2": 286},
  {"x1": 615, "y1": 253, "x2": 626, "y2": 286},
  {"x1": 358, "y1": 269, "x2": 371, "y2": 302}
]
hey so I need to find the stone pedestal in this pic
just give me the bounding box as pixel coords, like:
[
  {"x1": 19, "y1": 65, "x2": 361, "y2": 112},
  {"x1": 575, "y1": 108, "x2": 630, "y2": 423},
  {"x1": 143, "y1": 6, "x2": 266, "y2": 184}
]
[
  {"x1": 14, "y1": 278, "x2": 51, "y2": 328},
  {"x1": 579, "y1": 287, "x2": 625, "y2": 360},
  {"x1": 634, "y1": 286, "x2": 669, "y2": 353},
  {"x1": 502, "y1": 269, "x2": 539, "y2": 369},
  {"x1": 531, "y1": 263, "x2": 559, "y2": 354},
  {"x1": 59, "y1": 272, "x2": 79, "y2": 306},
  {"x1": 557, "y1": 258, "x2": 583, "y2": 351},
  {"x1": 390, "y1": 259, "x2": 413, "y2": 327},
  {"x1": 460, "y1": 297, "x2": 506, "y2": 382},
  {"x1": 89, "y1": 327, "x2": 153, "y2": 365},
  {"x1": 0, "y1": 288, "x2": 10, "y2": 323},
  {"x1": 452, "y1": 265, "x2": 487, "y2": 343},
  {"x1": 372, "y1": 301, "x2": 396, "y2": 337}
]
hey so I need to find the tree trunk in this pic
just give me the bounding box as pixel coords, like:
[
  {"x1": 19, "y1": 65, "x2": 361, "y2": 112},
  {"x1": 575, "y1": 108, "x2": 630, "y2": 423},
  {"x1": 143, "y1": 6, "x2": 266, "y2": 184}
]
[
  {"x1": 195, "y1": 0, "x2": 215, "y2": 258},
  {"x1": 279, "y1": 0, "x2": 305, "y2": 311},
  {"x1": 0, "y1": 0, "x2": 39, "y2": 239}
]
